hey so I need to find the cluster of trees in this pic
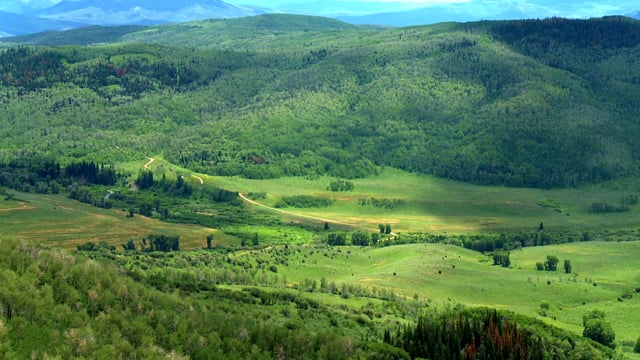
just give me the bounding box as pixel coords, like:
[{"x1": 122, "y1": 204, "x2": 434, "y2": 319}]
[
  {"x1": 141, "y1": 234, "x2": 180, "y2": 252},
  {"x1": 65, "y1": 160, "x2": 118, "y2": 185},
  {"x1": 379, "y1": 224, "x2": 392, "y2": 234},
  {"x1": 534, "y1": 256, "x2": 572, "y2": 273},
  {"x1": 536, "y1": 255, "x2": 559, "y2": 271},
  {"x1": 388, "y1": 308, "x2": 611, "y2": 359},
  {"x1": 359, "y1": 197, "x2": 406, "y2": 209},
  {"x1": 588, "y1": 202, "x2": 630, "y2": 213},
  {"x1": 326, "y1": 231, "x2": 386, "y2": 247},
  {"x1": 0, "y1": 158, "x2": 118, "y2": 193},
  {"x1": 328, "y1": 179, "x2": 354, "y2": 192},
  {"x1": 0, "y1": 45, "x2": 204, "y2": 98},
  {"x1": 492, "y1": 252, "x2": 511, "y2": 268},
  {"x1": 274, "y1": 195, "x2": 334, "y2": 208},
  {"x1": 326, "y1": 233, "x2": 347, "y2": 246}
]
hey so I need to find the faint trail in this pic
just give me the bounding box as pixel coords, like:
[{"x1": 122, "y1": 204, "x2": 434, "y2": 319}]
[
  {"x1": 144, "y1": 157, "x2": 155, "y2": 169},
  {"x1": 238, "y1": 193, "x2": 370, "y2": 231},
  {"x1": 192, "y1": 175, "x2": 204, "y2": 185}
]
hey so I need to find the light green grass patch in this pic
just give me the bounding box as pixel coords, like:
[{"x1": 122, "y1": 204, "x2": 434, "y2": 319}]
[
  {"x1": 261, "y1": 241, "x2": 640, "y2": 347},
  {"x1": 209, "y1": 168, "x2": 640, "y2": 235},
  {"x1": 1, "y1": 192, "x2": 237, "y2": 250}
]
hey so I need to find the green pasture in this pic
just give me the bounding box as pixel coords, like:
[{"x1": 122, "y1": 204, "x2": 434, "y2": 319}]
[
  {"x1": 122, "y1": 157, "x2": 640, "y2": 238},
  {"x1": 228, "y1": 241, "x2": 640, "y2": 351},
  {"x1": 0, "y1": 192, "x2": 236, "y2": 250},
  {"x1": 207, "y1": 167, "x2": 640, "y2": 235}
]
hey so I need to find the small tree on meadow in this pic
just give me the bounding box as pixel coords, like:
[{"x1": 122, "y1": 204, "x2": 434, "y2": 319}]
[
  {"x1": 122, "y1": 239, "x2": 136, "y2": 251},
  {"x1": 564, "y1": 259, "x2": 572, "y2": 274},
  {"x1": 544, "y1": 255, "x2": 559, "y2": 271},
  {"x1": 634, "y1": 336, "x2": 640, "y2": 353},
  {"x1": 206, "y1": 234, "x2": 214, "y2": 249}
]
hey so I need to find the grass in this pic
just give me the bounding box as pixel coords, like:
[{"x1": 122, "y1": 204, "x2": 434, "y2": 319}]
[
  {"x1": 209, "y1": 167, "x2": 640, "y2": 236},
  {"x1": 115, "y1": 156, "x2": 640, "y2": 242},
  {"x1": 4, "y1": 158, "x2": 640, "y2": 354},
  {"x1": 227, "y1": 241, "x2": 640, "y2": 352},
  {"x1": 0, "y1": 192, "x2": 238, "y2": 250}
]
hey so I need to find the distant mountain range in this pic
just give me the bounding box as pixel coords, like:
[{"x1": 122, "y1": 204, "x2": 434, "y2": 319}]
[
  {"x1": 0, "y1": 0, "x2": 265, "y2": 36},
  {"x1": 33, "y1": 0, "x2": 266, "y2": 25},
  {"x1": 0, "y1": 10, "x2": 84, "y2": 36},
  {"x1": 0, "y1": 0, "x2": 639, "y2": 37}
]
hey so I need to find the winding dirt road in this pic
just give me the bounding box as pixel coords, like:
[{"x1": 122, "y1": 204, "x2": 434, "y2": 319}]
[
  {"x1": 192, "y1": 175, "x2": 204, "y2": 185},
  {"x1": 144, "y1": 157, "x2": 155, "y2": 169},
  {"x1": 238, "y1": 193, "x2": 372, "y2": 231},
  {"x1": 139, "y1": 157, "x2": 383, "y2": 233}
]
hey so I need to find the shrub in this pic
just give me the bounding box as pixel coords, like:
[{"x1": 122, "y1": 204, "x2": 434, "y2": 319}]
[{"x1": 583, "y1": 310, "x2": 616, "y2": 348}]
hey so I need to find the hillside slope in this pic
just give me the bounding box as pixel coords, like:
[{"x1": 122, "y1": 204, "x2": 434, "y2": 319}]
[{"x1": 1, "y1": 15, "x2": 640, "y2": 188}]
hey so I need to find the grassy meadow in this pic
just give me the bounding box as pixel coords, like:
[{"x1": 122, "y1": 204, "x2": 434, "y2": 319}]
[
  {"x1": 224, "y1": 241, "x2": 640, "y2": 354},
  {"x1": 3, "y1": 157, "x2": 640, "y2": 355},
  {"x1": 203, "y1": 165, "x2": 640, "y2": 236},
  {"x1": 0, "y1": 191, "x2": 237, "y2": 250}
]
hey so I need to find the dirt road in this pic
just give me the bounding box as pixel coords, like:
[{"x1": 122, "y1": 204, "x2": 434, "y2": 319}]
[
  {"x1": 238, "y1": 193, "x2": 372, "y2": 231},
  {"x1": 144, "y1": 157, "x2": 155, "y2": 169}
]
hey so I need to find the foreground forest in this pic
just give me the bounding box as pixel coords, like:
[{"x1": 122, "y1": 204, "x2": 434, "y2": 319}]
[
  {"x1": 0, "y1": 239, "x2": 619, "y2": 359},
  {"x1": 1, "y1": 14, "x2": 640, "y2": 359}
]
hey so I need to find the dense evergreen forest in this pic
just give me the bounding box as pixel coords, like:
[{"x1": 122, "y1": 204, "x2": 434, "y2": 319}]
[{"x1": 0, "y1": 15, "x2": 639, "y2": 188}]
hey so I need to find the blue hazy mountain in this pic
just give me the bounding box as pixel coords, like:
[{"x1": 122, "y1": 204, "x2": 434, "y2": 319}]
[
  {"x1": 0, "y1": 10, "x2": 85, "y2": 36},
  {"x1": 33, "y1": 0, "x2": 266, "y2": 25},
  {"x1": 1, "y1": 0, "x2": 639, "y2": 36},
  {"x1": 336, "y1": 0, "x2": 640, "y2": 26}
]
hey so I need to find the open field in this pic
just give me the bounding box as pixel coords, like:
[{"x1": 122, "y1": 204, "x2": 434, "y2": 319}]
[
  {"x1": 206, "y1": 167, "x2": 640, "y2": 236},
  {"x1": 4, "y1": 158, "x2": 640, "y2": 354},
  {"x1": 0, "y1": 192, "x2": 237, "y2": 250},
  {"x1": 226, "y1": 241, "x2": 640, "y2": 354}
]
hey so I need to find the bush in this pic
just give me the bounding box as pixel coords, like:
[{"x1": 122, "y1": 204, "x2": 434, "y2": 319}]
[
  {"x1": 588, "y1": 202, "x2": 629, "y2": 213},
  {"x1": 583, "y1": 310, "x2": 616, "y2": 348},
  {"x1": 328, "y1": 179, "x2": 354, "y2": 192},
  {"x1": 634, "y1": 336, "x2": 640, "y2": 353},
  {"x1": 583, "y1": 319, "x2": 616, "y2": 348},
  {"x1": 275, "y1": 195, "x2": 334, "y2": 208}
]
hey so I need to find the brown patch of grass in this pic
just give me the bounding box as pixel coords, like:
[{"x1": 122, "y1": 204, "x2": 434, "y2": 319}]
[{"x1": 0, "y1": 202, "x2": 36, "y2": 212}]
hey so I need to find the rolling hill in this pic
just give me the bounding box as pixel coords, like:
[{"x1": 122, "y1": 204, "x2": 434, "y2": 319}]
[{"x1": 1, "y1": 15, "x2": 640, "y2": 189}]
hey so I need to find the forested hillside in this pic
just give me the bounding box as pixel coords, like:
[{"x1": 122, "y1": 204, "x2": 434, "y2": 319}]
[
  {"x1": 1, "y1": 15, "x2": 640, "y2": 188},
  {"x1": 0, "y1": 239, "x2": 614, "y2": 359}
]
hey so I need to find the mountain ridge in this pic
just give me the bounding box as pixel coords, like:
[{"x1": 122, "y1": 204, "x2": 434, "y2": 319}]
[{"x1": 1, "y1": 16, "x2": 640, "y2": 188}]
